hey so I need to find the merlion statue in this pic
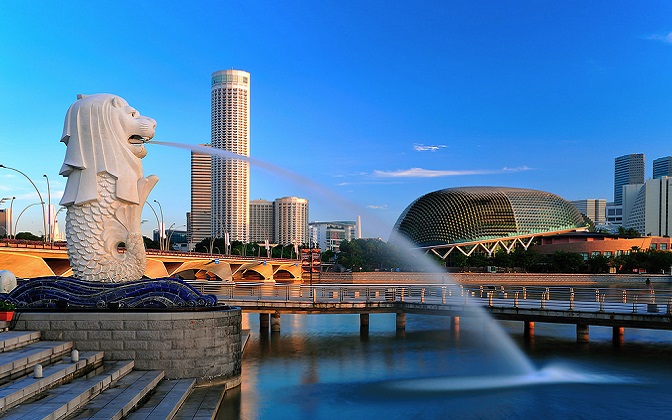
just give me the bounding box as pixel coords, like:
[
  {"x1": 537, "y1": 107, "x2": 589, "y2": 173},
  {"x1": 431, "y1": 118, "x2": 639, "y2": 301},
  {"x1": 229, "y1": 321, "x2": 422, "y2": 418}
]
[{"x1": 59, "y1": 94, "x2": 158, "y2": 282}]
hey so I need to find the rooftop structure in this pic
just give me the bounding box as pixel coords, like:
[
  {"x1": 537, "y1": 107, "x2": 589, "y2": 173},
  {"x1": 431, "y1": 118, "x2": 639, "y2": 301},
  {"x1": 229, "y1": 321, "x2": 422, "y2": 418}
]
[{"x1": 393, "y1": 186, "x2": 588, "y2": 258}]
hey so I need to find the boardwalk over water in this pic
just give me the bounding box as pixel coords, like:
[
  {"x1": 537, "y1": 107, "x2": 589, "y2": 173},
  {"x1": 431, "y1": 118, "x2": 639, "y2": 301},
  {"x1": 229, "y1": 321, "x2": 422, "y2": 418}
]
[{"x1": 189, "y1": 281, "x2": 672, "y2": 343}]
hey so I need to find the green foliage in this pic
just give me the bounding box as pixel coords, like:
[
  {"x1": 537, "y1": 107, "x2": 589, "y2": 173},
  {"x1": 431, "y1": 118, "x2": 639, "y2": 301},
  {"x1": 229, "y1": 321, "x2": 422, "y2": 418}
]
[
  {"x1": 617, "y1": 226, "x2": 640, "y2": 238},
  {"x1": 549, "y1": 251, "x2": 585, "y2": 272},
  {"x1": 15, "y1": 231, "x2": 42, "y2": 241},
  {"x1": 0, "y1": 300, "x2": 15, "y2": 311},
  {"x1": 143, "y1": 236, "x2": 160, "y2": 250},
  {"x1": 337, "y1": 238, "x2": 424, "y2": 271}
]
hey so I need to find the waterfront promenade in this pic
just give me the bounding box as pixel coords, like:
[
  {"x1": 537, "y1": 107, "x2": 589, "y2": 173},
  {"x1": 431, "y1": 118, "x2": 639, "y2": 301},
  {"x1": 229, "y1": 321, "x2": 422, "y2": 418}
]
[{"x1": 202, "y1": 281, "x2": 672, "y2": 343}]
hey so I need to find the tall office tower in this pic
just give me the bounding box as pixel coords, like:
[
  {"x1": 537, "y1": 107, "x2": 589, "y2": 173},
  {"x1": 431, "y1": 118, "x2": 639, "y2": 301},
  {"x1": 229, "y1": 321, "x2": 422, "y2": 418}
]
[
  {"x1": 249, "y1": 199, "x2": 274, "y2": 243},
  {"x1": 188, "y1": 144, "x2": 212, "y2": 250},
  {"x1": 653, "y1": 156, "x2": 672, "y2": 179},
  {"x1": 570, "y1": 199, "x2": 607, "y2": 225},
  {"x1": 211, "y1": 69, "x2": 250, "y2": 242},
  {"x1": 274, "y1": 197, "x2": 309, "y2": 245},
  {"x1": 614, "y1": 153, "x2": 645, "y2": 206},
  {"x1": 623, "y1": 176, "x2": 672, "y2": 237}
]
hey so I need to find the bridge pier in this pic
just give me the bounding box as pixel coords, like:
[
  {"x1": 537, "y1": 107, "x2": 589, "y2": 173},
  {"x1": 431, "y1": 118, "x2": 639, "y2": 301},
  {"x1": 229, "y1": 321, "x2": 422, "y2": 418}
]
[
  {"x1": 396, "y1": 312, "x2": 406, "y2": 330},
  {"x1": 524, "y1": 321, "x2": 534, "y2": 340},
  {"x1": 271, "y1": 312, "x2": 281, "y2": 332},
  {"x1": 259, "y1": 313, "x2": 269, "y2": 330},
  {"x1": 360, "y1": 313, "x2": 369, "y2": 329},
  {"x1": 576, "y1": 323, "x2": 589, "y2": 343},
  {"x1": 451, "y1": 316, "x2": 460, "y2": 330},
  {"x1": 612, "y1": 326, "x2": 624, "y2": 345}
]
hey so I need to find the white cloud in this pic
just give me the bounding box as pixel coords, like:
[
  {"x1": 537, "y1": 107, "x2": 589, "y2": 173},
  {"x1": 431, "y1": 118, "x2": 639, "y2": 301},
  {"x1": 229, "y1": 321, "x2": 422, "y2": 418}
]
[
  {"x1": 646, "y1": 32, "x2": 672, "y2": 44},
  {"x1": 373, "y1": 166, "x2": 533, "y2": 178},
  {"x1": 413, "y1": 144, "x2": 447, "y2": 152},
  {"x1": 366, "y1": 204, "x2": 388, "y2": 209}
]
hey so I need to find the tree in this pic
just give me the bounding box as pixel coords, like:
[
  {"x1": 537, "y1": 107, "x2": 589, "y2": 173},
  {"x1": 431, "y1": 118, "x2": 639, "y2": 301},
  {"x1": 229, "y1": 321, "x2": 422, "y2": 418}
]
[
  {"x1": 549, "y1": 251, "x2": 584, "y2": 273},
  {"x1": 617, "y1": 226, "x2": 640, "y2": 238}
]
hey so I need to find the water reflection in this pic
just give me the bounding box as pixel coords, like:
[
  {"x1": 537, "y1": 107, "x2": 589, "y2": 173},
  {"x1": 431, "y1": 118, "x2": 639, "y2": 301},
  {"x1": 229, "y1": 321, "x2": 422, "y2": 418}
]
[{"x1": 219, "y1": 312, "x2": 672, "y2": 419}]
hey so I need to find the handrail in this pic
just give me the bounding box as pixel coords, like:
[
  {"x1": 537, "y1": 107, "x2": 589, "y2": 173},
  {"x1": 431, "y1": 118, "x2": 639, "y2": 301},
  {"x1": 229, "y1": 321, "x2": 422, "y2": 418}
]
[{"x1": 187, "y1": 282, "x2": 672, "y2": 316}]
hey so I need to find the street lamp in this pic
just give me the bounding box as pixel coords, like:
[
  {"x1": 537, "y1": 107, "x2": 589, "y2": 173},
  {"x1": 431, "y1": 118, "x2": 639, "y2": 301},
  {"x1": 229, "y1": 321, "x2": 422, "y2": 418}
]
[
  {"x1": 13, "y1": 202, "x2": 43, "y2": 239},
  {"x1": 166, "y1": 223, "x2": 186, "y2": 251},
  {"x1": 153, "y1": 200, "x2": 165, "y2": 251},
  {"x1": 43, "y1": 174, "x2": 52, "y2": 243},
  {"x1": 146, "y1": 201, "x2": 162, "y2": 250},
  {"x1": 0, "y1": 165, "x2": 47, "y2": 242}
]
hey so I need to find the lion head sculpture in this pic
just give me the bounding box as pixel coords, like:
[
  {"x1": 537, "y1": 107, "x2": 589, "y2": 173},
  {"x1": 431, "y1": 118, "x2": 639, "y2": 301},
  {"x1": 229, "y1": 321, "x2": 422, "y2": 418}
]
[{"x1": 59, "y1": 93, "x2": 156, "y2": 206}]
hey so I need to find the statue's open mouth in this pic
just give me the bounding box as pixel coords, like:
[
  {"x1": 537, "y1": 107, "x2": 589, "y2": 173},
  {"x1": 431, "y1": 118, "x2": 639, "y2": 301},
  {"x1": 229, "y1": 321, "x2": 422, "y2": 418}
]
[{"x1": 128, "y1": 135, "x2": 150, "y2": 145}]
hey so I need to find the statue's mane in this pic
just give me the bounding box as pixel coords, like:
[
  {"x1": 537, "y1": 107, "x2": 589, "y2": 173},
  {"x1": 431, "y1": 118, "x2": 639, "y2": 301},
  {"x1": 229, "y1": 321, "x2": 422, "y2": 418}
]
[{"x1": 59, "y1": 94, "x2": 144, "y2": 206}]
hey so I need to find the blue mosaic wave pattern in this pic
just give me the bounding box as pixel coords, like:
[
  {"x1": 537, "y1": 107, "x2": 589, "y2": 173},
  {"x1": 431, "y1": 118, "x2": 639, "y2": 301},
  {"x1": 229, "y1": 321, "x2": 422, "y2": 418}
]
[{"x1": 0, "y1": 277, "x2": 219, "y2": 309}]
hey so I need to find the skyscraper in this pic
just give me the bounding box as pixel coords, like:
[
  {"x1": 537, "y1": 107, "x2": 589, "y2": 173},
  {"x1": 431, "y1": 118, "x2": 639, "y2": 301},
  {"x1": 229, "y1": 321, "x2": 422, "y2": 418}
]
[
  {"x1": 211, "y1": 69, "x2": 250, "y2": 242},
  {"x1": 188, "y1": 144, "x2": 212, "y2": 250},
  {"x1": 249, "y1": 199, "x2": 274, "y2": 243},
  {"x1": 653, "y1": 156, "x2": 672, "y2": 179},
  {"x1": 274, "y1": 197, "x2": 309, "y2": 245},
  {"x1": 614, "y1": 153, "x2": 644, "y2": 206}
]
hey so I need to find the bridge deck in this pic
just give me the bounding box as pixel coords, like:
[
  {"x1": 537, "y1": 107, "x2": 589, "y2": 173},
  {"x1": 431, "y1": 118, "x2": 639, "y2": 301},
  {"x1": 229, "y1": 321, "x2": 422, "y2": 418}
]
[{"x1": 211, "y1": 282, "x2": 672, "y2": 331}]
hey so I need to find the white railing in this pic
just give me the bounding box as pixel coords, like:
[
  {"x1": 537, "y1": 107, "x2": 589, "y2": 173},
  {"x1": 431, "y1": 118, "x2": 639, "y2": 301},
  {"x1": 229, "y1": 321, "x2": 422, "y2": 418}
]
[{"x1": 185, "y1": 281, "x2": 672, "y2": 315}]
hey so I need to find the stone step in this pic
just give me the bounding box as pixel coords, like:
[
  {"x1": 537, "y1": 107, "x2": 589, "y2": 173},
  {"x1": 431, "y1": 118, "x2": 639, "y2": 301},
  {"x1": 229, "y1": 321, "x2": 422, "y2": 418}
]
[
  {"x1": 0, "y1": 331, "x2": 41, "y2": 353},
  {"x1": 0, "y1": 340, "x2": 73, "y2": 384},
  {"x1": 173, "y1": 384, "x2": 226, "y2": 420},
  {"x1": 0, "y1": 360, "x2": 135, "y2": 420},
  {"x1": 70, "y1": 370, "x2": 165, "y2": 420},
  {"x1": 0, "y1": 351, "x2": 104, "y2": 413},
  {"x1": 126, "y1": 378, "x2": 196, "y2": 420}
]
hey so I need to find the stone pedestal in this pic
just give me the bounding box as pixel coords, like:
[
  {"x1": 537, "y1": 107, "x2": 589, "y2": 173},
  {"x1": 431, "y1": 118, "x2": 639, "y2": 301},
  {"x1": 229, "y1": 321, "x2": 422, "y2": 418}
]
[{"x1": 13, "y1": 307, "x2": 242, "y2": 387}]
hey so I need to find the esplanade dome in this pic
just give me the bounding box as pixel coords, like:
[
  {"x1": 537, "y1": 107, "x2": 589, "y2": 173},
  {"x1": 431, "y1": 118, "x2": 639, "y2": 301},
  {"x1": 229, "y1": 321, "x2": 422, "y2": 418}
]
[{"x1": 392, "y1": 186, "x2": 587, "y2": 247}]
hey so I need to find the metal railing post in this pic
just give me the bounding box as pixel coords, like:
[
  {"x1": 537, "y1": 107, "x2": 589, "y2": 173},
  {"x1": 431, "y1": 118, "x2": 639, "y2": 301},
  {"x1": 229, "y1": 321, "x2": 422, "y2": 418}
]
[{"x1": 569, "y1": 288, "x2": 574, "y2": 311}]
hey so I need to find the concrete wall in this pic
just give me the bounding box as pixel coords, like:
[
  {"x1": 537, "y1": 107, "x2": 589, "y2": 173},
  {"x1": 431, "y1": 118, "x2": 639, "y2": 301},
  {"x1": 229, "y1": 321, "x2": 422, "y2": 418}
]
[{"x1": 13, "y1": 308, "x2": 242, "y2": 387}]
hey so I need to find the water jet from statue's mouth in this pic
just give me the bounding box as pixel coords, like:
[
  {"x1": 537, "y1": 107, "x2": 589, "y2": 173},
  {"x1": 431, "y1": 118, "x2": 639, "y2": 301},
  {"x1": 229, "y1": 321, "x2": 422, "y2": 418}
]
[{"x1": 129, "y1": 135, "x2": 150, "y2": 144}]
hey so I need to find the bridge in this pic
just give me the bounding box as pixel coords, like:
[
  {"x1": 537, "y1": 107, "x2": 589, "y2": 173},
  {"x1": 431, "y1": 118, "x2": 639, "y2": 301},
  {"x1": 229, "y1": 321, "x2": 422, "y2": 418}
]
[
  {"x1": 0, "y1": 242, "x2": 302, "y2": 281},
  {"x1": 193, "y1": 282, "x2": 672, "y2": 344}
]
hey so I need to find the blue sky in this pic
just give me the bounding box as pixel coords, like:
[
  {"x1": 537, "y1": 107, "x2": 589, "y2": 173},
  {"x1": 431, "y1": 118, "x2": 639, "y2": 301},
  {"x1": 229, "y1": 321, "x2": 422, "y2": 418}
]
[{"x1": 1, "y1": 1, "x2": 671, "y2": 239}]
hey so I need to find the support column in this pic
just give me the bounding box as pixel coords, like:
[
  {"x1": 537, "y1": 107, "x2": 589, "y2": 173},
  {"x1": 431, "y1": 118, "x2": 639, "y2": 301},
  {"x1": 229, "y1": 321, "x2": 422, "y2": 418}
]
[
  {"x1": 271, "y1": 312, "x2": 281, "y2": 332},
  {"x1": 576, "y1": 324, "x2": 589, "y2": 343},
  {"x1": 451, "y1": 316, "x2": 460, "y2": 330},
  {"x1": 612, "y1": 326, "x2": 624, "y2": 345},
  {"x1": 360, "y1": 313, "x2": 370, "y2": 328},
  {"x1": 524, "y1": 321, "x2": 535, "y2": 340},
  {"x1": 259, "y1": 313, "x2": 269, "y2": 330},
  {"x1": 396, "y1": 312, "x2": 406, "y2": 330}
]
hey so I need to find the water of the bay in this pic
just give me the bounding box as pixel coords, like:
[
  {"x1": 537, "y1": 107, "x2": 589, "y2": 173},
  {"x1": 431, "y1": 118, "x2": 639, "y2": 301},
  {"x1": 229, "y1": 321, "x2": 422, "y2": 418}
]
[{"x1": 218, "y1": 311, "x2": 672, "y2": 419}]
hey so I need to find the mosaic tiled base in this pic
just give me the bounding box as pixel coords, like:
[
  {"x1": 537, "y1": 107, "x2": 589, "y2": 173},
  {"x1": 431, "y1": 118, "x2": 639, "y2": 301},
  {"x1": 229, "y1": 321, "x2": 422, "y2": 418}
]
[{"x1": 0, "y1": 277, "x2": 219, "y2": 309}]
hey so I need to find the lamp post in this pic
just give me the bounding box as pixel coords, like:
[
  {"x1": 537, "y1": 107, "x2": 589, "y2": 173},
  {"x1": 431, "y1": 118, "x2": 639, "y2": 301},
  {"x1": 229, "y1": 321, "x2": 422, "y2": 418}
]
[
  {"x1": 146, "y1": 201, "x2": 162, "y2": 250},
  {"x1": 13, "y1": 202, "x2": 43, "y2": 239},
  {"x1": 43, "y1": 174, "x2": 52, "y2": 243},
  {"x1": 0, "y1": 165, "x2": 46, "y2": 243},
  {"x1": 153, "y1": 200, "x2": 165, "y2": 251},
  {"x1": 51, "y1": 206, "x2": 66, "y2": 242}
]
